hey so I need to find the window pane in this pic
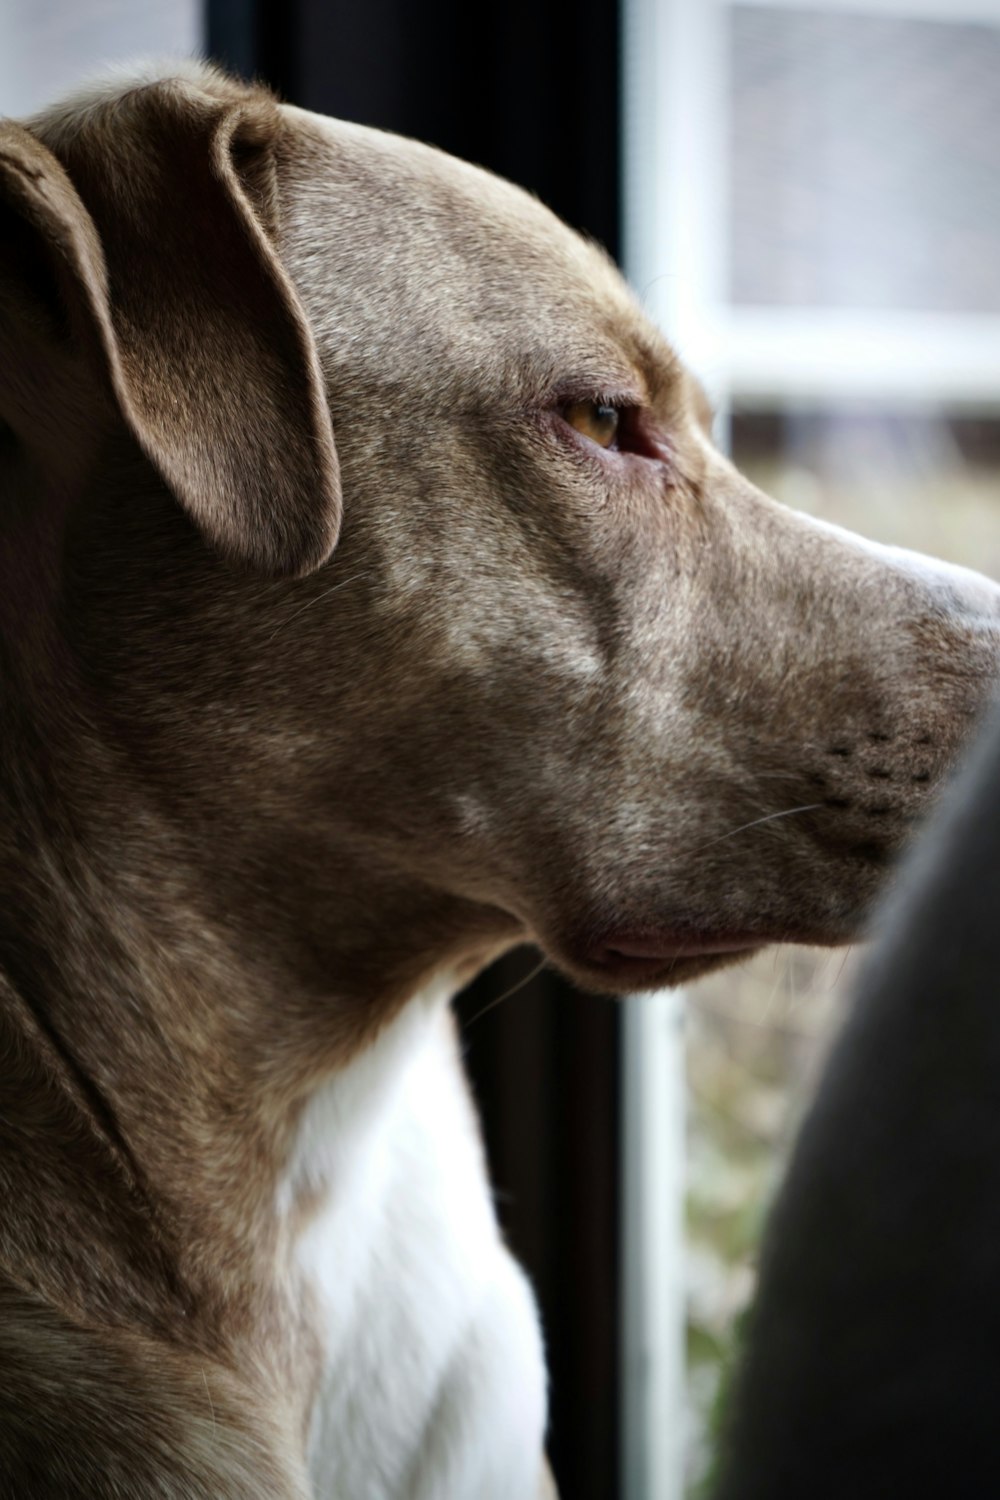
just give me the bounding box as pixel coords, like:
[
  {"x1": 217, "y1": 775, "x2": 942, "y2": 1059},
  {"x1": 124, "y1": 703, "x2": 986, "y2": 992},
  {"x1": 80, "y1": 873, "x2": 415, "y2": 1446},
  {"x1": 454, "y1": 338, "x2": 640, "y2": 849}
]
[
  {"x1": 0, "y1": 0, "x2": 200, "y2": 118},
  {"x1": 730, "y1": 6, "x2": 1000, "y2": 311}
]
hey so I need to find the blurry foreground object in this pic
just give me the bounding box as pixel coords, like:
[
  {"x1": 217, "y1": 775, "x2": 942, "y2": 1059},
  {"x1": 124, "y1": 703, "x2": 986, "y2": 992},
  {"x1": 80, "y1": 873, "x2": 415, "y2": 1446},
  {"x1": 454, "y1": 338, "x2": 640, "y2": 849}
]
[{"x1": 713, "y1": 703, "x2": 1000, "y2": 1499}]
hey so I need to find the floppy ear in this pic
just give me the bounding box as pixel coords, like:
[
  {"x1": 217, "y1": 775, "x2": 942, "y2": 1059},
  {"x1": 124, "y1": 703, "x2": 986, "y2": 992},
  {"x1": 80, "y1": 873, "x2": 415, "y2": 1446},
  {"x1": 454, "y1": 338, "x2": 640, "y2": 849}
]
[{"x1": 0, "y1": 77, "x2": 341, "y2": 577}]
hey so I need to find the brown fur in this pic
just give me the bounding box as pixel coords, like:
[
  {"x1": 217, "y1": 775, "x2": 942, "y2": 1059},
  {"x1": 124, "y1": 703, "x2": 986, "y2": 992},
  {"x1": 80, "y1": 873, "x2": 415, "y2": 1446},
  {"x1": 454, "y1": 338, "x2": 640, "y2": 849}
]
[{"x1": 0, "y1": 61, "x2": 997, "y2": 1496}]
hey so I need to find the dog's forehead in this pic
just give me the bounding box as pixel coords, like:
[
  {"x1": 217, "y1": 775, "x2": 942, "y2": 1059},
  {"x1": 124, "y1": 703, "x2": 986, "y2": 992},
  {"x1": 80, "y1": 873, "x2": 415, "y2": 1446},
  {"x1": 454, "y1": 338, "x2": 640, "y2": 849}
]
[{"x1": 279, "y1": 105, "x2": 672, "y2": 401}]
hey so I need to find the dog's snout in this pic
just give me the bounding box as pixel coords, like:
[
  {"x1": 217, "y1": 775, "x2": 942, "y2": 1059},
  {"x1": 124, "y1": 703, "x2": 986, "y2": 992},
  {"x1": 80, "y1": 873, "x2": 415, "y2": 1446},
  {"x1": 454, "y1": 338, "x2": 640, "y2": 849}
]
[
  {"x1": 807, "y1": 512, "x2": 1000, "y2": 629},
  {"x1": 802, "y1": 725, "x2": 949, "y2": 861},
  {"x1": 893, "y1": 551, "x2": 1000, "y2": 632}
]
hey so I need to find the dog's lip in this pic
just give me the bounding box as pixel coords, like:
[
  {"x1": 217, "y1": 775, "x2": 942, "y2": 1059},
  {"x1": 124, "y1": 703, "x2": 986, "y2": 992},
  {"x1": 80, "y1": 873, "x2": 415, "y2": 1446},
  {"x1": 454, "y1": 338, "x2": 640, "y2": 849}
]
[{"x1": 589, "y1": 930, "x2": 764, "y2": 965}]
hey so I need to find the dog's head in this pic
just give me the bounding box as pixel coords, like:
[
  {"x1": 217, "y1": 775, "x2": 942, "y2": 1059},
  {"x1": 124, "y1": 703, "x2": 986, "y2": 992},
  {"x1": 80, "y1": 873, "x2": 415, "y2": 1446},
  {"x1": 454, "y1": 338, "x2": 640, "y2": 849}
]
[{"x1": 2, "y1": 65, "x2": 998, "y2": 1004}]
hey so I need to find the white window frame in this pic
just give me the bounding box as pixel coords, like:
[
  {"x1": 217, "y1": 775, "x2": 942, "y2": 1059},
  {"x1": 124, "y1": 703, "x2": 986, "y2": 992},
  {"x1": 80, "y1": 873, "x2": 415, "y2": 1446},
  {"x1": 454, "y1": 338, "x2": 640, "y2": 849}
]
[
  {"x1": 626, "y1": 0, "x2": 1000, "y2": 418},
  {"x1": 728, "y1": 0, "x2": 1000, "y2": 408}
]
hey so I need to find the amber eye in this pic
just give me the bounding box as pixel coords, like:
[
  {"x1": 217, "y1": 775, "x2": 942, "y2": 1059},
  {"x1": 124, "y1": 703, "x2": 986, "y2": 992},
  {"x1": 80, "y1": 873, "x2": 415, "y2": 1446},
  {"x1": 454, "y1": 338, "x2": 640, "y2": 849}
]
[{"x1": 561, "y1": 399, "x2": 621, "y2": 449}]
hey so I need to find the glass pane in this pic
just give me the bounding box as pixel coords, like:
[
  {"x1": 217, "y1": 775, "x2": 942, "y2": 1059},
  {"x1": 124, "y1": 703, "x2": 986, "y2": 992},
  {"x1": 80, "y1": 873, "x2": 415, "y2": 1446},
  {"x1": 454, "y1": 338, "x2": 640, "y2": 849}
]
[
  {"x1": 730, "y1": 5, "x2": 1000, "y2": 311},
  {"x1": 0, "y1": 0, "x2": 200, "y2": 118}
]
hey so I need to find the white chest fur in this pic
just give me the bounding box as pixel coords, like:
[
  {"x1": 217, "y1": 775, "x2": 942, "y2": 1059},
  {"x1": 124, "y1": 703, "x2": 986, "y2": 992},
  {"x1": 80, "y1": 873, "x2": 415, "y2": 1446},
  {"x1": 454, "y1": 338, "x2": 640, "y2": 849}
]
[{"x1": 278, "y1": 981, "x2": 549, "y2": 1500}]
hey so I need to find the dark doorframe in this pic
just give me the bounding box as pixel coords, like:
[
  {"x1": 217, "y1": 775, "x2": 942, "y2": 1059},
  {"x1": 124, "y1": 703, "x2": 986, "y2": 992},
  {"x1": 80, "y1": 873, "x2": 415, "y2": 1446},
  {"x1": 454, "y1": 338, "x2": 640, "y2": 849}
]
[{"x1": 205, "y1": 6, "x2": 625, "y2": 1493}]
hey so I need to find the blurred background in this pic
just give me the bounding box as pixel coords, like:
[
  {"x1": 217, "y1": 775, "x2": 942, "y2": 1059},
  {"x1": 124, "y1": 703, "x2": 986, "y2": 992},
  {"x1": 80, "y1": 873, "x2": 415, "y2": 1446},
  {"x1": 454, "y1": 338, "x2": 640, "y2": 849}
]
[
  {"x1": 4, "y1": 1, "x2": 1000, "y2": 1496},
  {"x1": 649, "y1": 6, "x2": 1000, "y2": 1491}
]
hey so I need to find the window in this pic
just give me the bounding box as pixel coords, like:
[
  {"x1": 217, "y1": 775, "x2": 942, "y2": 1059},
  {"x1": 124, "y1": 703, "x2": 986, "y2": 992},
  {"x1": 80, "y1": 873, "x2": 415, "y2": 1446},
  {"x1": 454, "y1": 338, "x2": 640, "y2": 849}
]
[{"x1": 623, "y1": 3, "x2": 1000, "y2": 1493}]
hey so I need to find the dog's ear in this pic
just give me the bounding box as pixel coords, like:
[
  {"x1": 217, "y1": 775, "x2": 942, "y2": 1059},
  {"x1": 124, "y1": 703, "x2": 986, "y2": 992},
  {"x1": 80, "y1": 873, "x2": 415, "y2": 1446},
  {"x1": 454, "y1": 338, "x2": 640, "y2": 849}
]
[{"x1": 0, "y1": 78, "x2": 341, "y2": 577}]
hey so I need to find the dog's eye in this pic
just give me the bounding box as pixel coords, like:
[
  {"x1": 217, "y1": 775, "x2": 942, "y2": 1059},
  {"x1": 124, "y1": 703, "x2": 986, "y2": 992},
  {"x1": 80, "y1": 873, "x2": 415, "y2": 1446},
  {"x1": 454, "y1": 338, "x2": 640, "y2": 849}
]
[{"x1": 561, "y1": 400, "x2": 621, "y2": 449}]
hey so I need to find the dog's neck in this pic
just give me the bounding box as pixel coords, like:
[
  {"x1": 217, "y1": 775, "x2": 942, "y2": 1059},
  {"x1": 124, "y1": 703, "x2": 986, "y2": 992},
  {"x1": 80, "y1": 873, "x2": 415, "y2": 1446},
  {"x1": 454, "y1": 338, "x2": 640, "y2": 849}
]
[
  {"x1": 0, "y1": 708, "x2": 550, "y2": 1488},
  {"x1": 0, "y1": 641, "x2": 509, "y2": 1350}
]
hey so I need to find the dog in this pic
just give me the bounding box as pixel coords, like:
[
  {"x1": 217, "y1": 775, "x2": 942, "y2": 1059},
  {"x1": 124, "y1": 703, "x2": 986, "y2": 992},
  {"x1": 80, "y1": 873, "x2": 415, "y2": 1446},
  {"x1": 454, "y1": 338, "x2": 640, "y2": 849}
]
[{"x1": 0, "y1": 60, "x2": 998, "y2": 1499}]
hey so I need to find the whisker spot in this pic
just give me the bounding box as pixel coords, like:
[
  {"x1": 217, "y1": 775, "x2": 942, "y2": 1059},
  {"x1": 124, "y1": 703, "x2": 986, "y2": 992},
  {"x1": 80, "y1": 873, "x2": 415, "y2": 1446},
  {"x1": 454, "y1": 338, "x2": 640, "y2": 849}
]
[{"x1": 852, "y1": 842, "x2": 890, "y2": 865}]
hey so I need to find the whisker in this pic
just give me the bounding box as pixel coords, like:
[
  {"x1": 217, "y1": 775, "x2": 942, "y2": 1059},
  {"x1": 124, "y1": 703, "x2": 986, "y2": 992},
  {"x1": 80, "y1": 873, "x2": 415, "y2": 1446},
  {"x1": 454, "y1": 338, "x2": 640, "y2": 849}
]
[
  {"x1": 833, "y1": 945, "x2": 855, "y2": 988},
  {"x1": 462, "y1": 957, "x2": 548, "y2": 1030},
  {"x1": 201, "y1": 1368, "x2": 216, "y2": 1434},
  {"x1": 687, "y1": 803, "x2": 824, "y2": 859},
  {"x1": 265, "y1": 572, "x2": 369, "y2": 645},
  {"x1": 757, "y1": 964, "x2": 787, "y2": 1026}
]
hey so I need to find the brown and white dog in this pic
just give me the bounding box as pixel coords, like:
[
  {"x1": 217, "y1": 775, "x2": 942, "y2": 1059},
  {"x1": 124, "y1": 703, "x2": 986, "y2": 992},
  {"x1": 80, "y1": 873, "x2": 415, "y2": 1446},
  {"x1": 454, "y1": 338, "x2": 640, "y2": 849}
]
[{"x1": 1, "y1": 60, "x2": 998, "y2": 1499}]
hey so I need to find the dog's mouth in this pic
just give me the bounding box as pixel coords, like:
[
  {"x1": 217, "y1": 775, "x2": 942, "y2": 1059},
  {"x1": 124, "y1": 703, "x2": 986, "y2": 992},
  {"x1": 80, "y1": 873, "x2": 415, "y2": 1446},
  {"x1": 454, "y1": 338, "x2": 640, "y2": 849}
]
[
  {"x1": 593, "y1": 930, "x2": 758, "y2": 978},
  {"x1": 600, "y1": 932, "x2": 763, "y2": 960},
  {"x1": 575, "y1": 929, "x2": 766, "y2": 988}
]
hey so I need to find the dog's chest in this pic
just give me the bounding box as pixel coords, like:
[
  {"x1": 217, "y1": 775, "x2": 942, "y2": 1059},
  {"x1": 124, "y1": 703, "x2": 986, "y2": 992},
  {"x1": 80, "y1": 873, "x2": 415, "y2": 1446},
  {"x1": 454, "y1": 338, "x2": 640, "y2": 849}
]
[{"x1": 279, "y1": 986, "x2": 548, "y2": 1500}]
